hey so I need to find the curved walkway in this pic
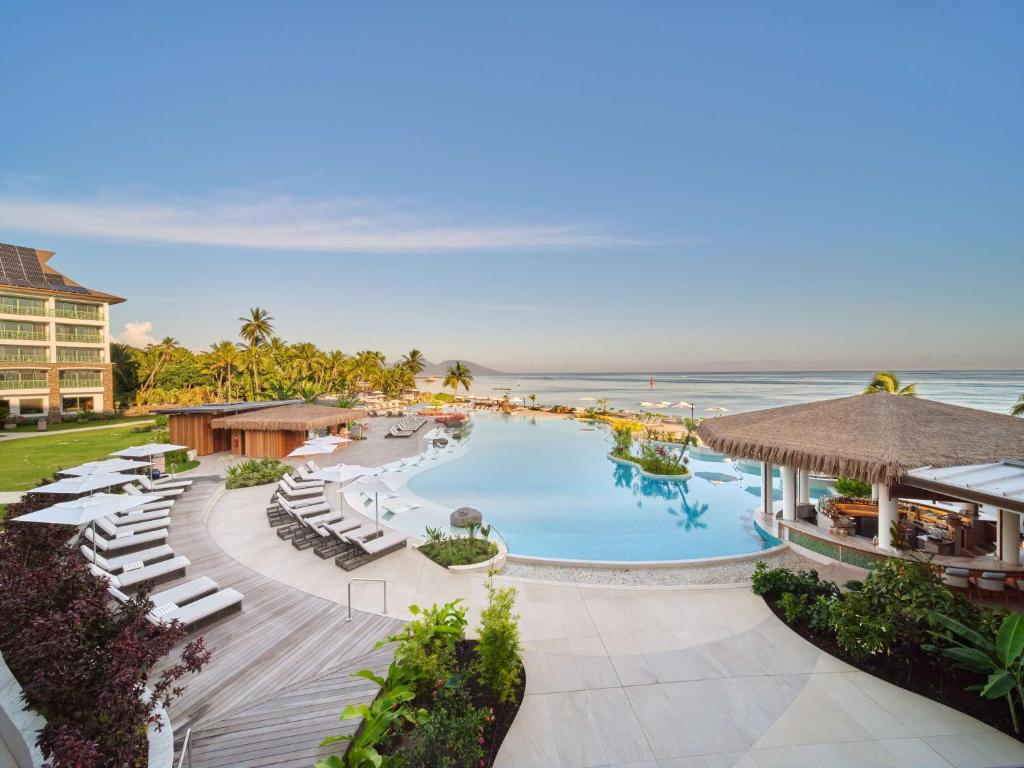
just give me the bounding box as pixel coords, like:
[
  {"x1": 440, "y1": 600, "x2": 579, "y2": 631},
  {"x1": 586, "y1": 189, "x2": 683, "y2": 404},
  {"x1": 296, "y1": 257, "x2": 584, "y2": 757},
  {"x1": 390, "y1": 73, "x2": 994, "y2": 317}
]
[
  {"x1": 204, "y1": 482, "x2": 1024, "y2": 768},
  {"x1": 156, "y1": 478, "x2": 405, "y2": 768}
]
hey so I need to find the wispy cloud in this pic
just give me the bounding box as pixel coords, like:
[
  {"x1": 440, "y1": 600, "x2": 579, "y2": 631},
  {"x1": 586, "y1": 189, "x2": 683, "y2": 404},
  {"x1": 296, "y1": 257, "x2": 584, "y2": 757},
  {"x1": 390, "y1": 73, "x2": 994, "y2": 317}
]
[
  {"x1": 0, "y1": 194, "x2": 636, "y2": 253},
  {"x1": 473, "y1": 303, "x2": 573, "y2": 313}
]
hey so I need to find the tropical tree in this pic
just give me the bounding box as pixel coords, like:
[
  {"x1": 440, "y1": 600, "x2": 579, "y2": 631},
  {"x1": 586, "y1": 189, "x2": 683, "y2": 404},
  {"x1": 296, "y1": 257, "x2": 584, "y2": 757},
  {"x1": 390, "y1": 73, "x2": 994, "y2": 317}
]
[
  {"x1": 863, "y1": 370, "x2": 917, "y2": 397},
  {"x1": 205, "y1": 340, "x2": 243, "y2": 400},
  {"x1": 529, "y1": 394, "x2": 537, "y2": 408},
  {"x1": 109, "y1": 342, "x2": 140, "y2": 402},
  {"x1": 400, "y1": 349, "x2": 426, "y2": 376},
  {"x1": 239, "y1": 343, "x2": 266, "y2": 399},
  {"x1": 239, "y1": 307, "x2": 274, "y2": 347},
  {"x1": 596, "y1": 398, "x2": 609, "y2": 414},
  {"x1": 347, "y1": 350, "x2": 387, "y2": 392},
  {"x1": 443, "y1": 361, "x2": 473, "y2": 395},
  {"x1": 380, "y1": 364, "x2": 416, "y2": 399},
  {"x1": 1013, "y1": 394, "x2": 1024, "y2": 417},
  {"x1": 141, "y1": 337, "x2": 181, "y2": 390}
]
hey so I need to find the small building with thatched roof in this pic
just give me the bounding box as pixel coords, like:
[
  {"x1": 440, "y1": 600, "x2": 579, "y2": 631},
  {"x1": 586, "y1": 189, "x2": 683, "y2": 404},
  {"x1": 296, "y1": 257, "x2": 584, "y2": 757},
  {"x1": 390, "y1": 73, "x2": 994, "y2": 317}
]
[
  {"x1": 210, "y1": 403, "x2": 367, "y2": 459},
  {"x1": 156, "y1": 400, "x2": 303, "y2": 456},
  {"x1": 698, "y1": 393, "x2": 1024, "y2": 563}
]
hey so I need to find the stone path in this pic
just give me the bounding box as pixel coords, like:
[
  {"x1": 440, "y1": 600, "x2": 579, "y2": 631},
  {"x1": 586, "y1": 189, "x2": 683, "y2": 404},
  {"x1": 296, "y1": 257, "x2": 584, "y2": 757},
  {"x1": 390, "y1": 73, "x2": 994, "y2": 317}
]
[{"x1": 0, "y1": 418, "x2": 154, "y2": 440}]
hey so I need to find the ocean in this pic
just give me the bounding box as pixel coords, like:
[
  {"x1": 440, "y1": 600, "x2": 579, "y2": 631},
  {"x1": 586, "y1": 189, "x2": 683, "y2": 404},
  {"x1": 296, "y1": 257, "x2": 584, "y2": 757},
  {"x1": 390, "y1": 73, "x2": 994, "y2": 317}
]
[{"x1": 420, "y1": 370, "x2": 1024, "y2": 416}]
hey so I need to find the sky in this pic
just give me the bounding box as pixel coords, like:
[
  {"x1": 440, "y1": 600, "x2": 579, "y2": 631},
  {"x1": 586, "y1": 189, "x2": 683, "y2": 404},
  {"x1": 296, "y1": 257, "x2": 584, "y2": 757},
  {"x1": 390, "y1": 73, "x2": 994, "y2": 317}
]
[{"x1": 0, "y1": 1, "x2": 1021, "y2": 373}]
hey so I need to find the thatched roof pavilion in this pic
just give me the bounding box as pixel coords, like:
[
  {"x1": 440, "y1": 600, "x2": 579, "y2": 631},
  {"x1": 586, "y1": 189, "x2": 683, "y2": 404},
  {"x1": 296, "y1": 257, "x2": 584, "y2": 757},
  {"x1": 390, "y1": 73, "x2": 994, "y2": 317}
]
[
  {"x1": 210, "y1": 403, "x2": 368, "y2": 459},
  {"x1": 697, "y1": 393, "x2": 1024, "y2": 486},
  {"x1": 211, "y1": 403, "x2": 366, "y2": 432}
]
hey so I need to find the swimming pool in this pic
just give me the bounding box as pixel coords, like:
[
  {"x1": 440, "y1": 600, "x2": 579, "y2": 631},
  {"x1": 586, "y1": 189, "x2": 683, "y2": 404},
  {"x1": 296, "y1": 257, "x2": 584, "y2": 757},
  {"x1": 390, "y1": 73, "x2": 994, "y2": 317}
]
[{"x1": 391, "y1": 412, "x2": 798, "y2": 562}]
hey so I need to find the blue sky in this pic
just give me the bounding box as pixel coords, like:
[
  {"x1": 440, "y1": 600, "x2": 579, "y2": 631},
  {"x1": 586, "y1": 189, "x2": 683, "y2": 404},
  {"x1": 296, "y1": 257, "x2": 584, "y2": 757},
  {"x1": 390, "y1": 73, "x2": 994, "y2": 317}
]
[{"x1": 1, "y1": 2, "x2": 1021, "y2": 372}]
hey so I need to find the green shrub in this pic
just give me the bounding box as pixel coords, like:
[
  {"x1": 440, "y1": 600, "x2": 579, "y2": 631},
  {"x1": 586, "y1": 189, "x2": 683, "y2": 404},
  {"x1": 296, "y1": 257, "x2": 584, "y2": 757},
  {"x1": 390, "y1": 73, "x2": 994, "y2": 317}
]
[
  {"x1": 833, "y1": 476, "x2": 872, "y2": 497},
  {"x1": 808, "y1": 595, "x2": 834, "y2": 632},
  {"x1": 382, "y1": 600, "x2": 468, "y2": 699},
  {"x1": 779, "y1": 592, "x2": 810, "y2": 624},
  {"x1": 751, "y1": 561, "x2": 834, "y2": 601},
  {"x1": 420, "y1": 539, "x2": 497, "y2": 567},
  {"x1": 389, "y1": 686, "x2": 487, "y2": 768},
  {"x1": 475, "y1": 574, "x2": 522, "y2": 703},
  {"x1": 611, "y1": 426, "x2": 633, "y2": 456},
  {"x1": 225, "y1": 457, "x2": 292, "y2": 489}
]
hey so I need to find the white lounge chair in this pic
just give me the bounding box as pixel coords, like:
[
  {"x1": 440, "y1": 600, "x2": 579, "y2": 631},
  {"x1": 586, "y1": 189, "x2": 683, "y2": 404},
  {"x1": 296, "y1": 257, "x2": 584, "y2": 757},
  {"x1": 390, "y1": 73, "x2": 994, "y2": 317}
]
[
  {"x1": 130, "y1": 479, "x2": 184, "y2": 498},
  {"x1": 275, "y1": 478, "x2": 321, "y2": 499},
  {"x1": 89, "y1": 557, "x2": 191, "y2": 590},
  {"x1": 383, "y1": 502, "x2": 419, "y2": 515},
  {"x1": 138, "y1": 475, "x2": 192, "y2": 492},
  {"x1": 335, "y1": 530, "x2": 407, "y2": 570},
  {"x1": 150, "y1": 474, "x2": 193, "y2": 489},
  {"x1": 121, "y1": 483, "x2": 175, "y2": 511},
  {"x1": 94, "y1": 515, "x2": 168, "y2": 538},
  {"x1": 107, "y1": 576, "x2": 218, "y2": 609},
  {"x1": 81, "y1": 544, "x2": 174, "y2": 573},
  {"x1": 146, "y1": 588, "x2": 243, "y2": 628},
  {"x1": 283, "y1": 473, "x2": 323, "y2": 492},
  {"x1": 84, "y1": 526, "x2": 168, "y2": 552},
  {"x1": 111, "y1": 508, "x2": 171, "y2": 526}
]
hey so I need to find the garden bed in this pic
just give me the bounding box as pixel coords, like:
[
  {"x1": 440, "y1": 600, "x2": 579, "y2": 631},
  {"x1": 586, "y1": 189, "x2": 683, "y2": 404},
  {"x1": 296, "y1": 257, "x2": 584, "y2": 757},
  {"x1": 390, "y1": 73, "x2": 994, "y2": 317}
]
[
  {"x1": 754, "y1": 561, "x2": 1022, "y2": 741},
  {"x1": 419, "y1": 539, "x2": 498, "y2": 568}
]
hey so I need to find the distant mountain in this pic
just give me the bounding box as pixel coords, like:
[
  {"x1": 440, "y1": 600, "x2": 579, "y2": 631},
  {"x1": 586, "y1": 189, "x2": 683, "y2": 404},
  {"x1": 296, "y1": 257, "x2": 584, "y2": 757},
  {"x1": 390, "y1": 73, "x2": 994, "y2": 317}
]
[{"x1": 419, "y1": 359, "x2": 504, "y2": 376}]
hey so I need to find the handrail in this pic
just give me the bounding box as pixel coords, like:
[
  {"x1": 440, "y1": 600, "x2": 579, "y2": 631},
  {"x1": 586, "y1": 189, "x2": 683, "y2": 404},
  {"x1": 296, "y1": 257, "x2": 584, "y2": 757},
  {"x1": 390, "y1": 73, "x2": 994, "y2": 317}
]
[
  {"x1": 176, "y1": 727, "x2": 192, "y2": 768},
  {"x1": 347, "y1": 578, "x2": 387, "y2": 621}
]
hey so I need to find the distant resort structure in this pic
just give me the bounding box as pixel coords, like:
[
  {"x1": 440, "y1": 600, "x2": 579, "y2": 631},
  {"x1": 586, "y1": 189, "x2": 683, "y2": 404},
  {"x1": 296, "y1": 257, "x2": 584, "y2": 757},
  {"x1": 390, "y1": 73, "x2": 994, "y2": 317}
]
[{"x1": 0, "y1": 241, "x2": 123, "y2": 419}]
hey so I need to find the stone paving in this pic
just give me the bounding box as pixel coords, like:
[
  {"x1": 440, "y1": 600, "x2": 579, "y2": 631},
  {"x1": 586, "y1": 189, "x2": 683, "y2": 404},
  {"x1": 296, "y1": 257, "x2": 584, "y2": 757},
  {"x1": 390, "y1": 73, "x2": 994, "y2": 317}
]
[{"x1": 202, "y1": 415, "x2": 1024, "y2": 768}]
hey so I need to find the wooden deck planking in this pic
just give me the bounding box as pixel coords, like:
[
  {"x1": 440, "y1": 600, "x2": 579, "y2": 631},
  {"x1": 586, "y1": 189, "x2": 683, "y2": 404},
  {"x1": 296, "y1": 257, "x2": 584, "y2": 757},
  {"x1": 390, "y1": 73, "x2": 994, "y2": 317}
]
[{"x1": 154, "y1": 478, "x2": 404, "y2": 768}]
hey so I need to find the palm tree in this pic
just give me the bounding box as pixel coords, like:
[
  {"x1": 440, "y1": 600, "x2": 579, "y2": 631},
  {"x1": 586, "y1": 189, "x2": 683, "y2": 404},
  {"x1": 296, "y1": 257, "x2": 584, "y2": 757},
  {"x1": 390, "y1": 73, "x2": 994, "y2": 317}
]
[
  {"x1": 206, "y1": 340, "x2": 242, "y2": 400},
  {"x1": 239, "y1": 307, "x2": 274, "y2": 347},
  {"x1": 347, "y1": 350, "x2": 387, "y2": 392},
  {"x1": 863, "y1": 370, "x2": 917, "y2": 397},
  {"x1": 400, "y1": 349, "x2": 426, "y2": 376},
  {"x1": 141, "y1": 337, "x2": 180, "y2": 390},
  {"x1": 1013, "y1": 394, "x2": 1024, "y2": 417},
  {"x1": 443, "y1": 361, "x2": 473, "y2": 395},
  {"x1": 529, "y1": 394, "x2": 537, "y2": 408},
  {"x1": 109, "y1": 342, "x2": 140, "y2": 401},
  {"x1": 239, "y1": 343, "x2": 267, "y2": 399},
  {"x1": 596, "y1": 398, "x2": 609, "y2": 414}
]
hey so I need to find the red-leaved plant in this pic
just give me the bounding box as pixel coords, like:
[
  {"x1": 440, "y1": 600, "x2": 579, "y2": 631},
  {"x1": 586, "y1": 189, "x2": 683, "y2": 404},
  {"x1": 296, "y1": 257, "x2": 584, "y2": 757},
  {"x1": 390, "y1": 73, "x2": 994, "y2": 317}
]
[{"x1": 0, "y1": 484, "x2": 211, "y2": 767}]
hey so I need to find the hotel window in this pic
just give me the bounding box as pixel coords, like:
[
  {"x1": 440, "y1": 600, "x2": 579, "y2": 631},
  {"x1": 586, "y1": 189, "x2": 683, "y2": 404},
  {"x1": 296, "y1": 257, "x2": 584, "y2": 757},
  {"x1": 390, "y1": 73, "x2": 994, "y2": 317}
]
[
  {"x1": 0, "y1": 295, "x2": 46, "y2": 316},
  {"x1": 0, "y1": 345, "x2": 48, "y2": 362},
  {"x1": 0, "y1": 320, "x2": 47, "y2": 340},
  {"x1": 55, "y1": 324, "x2": 103, "y2": 343},
  {"x1": 18, "y1": 398, "x2": 45, "y2": 415},
  {"x1": 62, "y1": 395, "x2": 95, "y2": 413},
  {"x1": 54, "y1": 300, "x2": 102, "y2": 320}
]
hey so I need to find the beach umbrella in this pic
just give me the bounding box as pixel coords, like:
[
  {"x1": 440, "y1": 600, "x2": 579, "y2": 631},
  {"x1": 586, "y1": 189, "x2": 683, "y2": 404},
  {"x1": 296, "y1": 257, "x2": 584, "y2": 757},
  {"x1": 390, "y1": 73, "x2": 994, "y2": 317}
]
[
  {"x1": 309, "y1": 463, "x2": 377, "y2": 510},
  {"x1": 13, "y1": 492, "x2": 151, "y2": 564},
  {"x1": 675, "y1": 401, "x2": 696, "y2": 420},
  {"x1": 639, "y1": 401, "x2": 655, "y2": 408},
  {"x1": 61, "y1": 458, "x2": 151, "y2": 476},
  {"x1": 657, "y1": 401, "x2": 671, "y2": 408},
  {"x1": 306, "y1": 435, "x2": 351, "y2": 446},
  {"x1": 29, "y1": 473, "x2": 135, "y2": 495},
  {"x1": 706, "y1": 405, "x2": 729, "y2": 416},
  {"x1": 112, "y1": 443, "x2": 187, "y2": 458},
  {"x1": 288, "y1": 442, "x2": 337, "y2": 458},
  {"x1": 580, "y1": 397, "x2": 596, "y2": 401},
  {"x1": 348, "y1": 476, "x2": 399, "y2": 532}
]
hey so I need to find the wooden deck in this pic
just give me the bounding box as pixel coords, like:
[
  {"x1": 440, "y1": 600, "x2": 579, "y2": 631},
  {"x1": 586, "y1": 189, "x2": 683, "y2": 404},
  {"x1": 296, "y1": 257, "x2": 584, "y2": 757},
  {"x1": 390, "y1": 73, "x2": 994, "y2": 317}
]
[{"x1": 156, "y1": 478, "x2": 405, "y2": 768}]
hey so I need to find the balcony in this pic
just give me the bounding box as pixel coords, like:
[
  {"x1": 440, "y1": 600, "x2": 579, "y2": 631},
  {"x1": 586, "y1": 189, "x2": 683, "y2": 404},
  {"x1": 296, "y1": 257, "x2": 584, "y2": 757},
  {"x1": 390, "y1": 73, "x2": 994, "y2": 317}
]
[
  {"x1": 55, "y1": 331, "x2": 103, "y2": 344},
  {"x1": 0, "y1": 349, "x2": 48, "y2": 363},
  {"x1": 59, "y1": 375, "x2": 102, "y2": 389},
  {"x1": 0, "y1": 302, "x2": 47, "y2": 318},
  {"x1": 57, "y1": 349, "x2": 104, "y2": 363},
  {"x1": 53, "y1": 305, "x2": 103, "y2": 321},
  {"x1": 0, "y1": 377, "x2": 48, "y2": 391},
  {"x1": 0, "y1": 329, "x2": 48, "y2": 341}
]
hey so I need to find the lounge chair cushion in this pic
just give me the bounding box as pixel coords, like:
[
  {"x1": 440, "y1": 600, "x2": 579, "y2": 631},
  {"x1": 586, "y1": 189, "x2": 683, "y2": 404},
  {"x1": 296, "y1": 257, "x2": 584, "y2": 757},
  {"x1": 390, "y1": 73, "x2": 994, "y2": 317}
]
[
  {"x1": 84, "y1": 526, "x2": 168, "y2": 551},
  {"x1": 360, "y1": 531, "x2": 407, "y2": 555},
  {"x1": 94, "y1": 556, "x2": 191, "y2": 589},
  {"x1": 944, "y1": 567, "x2": 970, "y2": 577},
  {"x1": 81, "y1": 543, "x2": 174, "y2": 573},
  {"x1": 150, "y1": 588, "x2": 243, "y2": 626},
  {"x1": 981, "y1": 571, "x2": 1008, "y2": 580}
]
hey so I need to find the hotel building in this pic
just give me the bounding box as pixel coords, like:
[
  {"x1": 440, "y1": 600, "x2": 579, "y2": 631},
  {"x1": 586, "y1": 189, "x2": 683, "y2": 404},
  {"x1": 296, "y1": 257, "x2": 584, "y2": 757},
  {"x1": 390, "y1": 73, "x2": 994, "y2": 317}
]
[{"x1": 0, "y1": 241, "x2": 124, "y2": 419}]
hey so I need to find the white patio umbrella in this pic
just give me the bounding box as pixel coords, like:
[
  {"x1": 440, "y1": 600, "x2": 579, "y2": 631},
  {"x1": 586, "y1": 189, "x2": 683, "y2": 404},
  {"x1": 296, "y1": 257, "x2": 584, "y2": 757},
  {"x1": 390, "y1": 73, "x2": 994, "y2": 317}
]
[
  {"x1": 287, "y1": 442, "x2": 338, "y2": 458},
  {"x1": 61, "y1": 458, "x2": 151, "y2": 476},
  {"x1": 112, "y1": 442, "x2": 188, "y2": 478},
  {"x1": 639, "y1": 401, "x2": 655, "y2": 408},
  {"x1": 706, "y1": 405, "x2": 729, "y2": 416},
  {"x1": 305, "y1": 435, "x2": 352, "y2": 446},
  {"x1": 580, "y1": 397, "x2": 596, "y2": 401},
  {"x1": 309, "y1": 463, "x2": 376, "y2": 511},
  {"x1": 348, "y1": 476, "x2": 399, "y2": 532},
  {"x1": 29, "y1": 473, "x2": 135, "y2": 495},
  {"x1": 13, "y1": 492, "x2": 151, "y2": 564},
  {"x1": 675, "y1": 401, "x2": 696, "y2": 420}
]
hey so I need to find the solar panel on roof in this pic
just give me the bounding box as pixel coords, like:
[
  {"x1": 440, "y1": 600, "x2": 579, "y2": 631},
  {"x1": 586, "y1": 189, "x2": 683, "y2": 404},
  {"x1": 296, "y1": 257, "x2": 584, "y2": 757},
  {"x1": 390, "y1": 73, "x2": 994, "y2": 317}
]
[{"x1": 0, "y1": 241, "x2": 109, "y2": 299}]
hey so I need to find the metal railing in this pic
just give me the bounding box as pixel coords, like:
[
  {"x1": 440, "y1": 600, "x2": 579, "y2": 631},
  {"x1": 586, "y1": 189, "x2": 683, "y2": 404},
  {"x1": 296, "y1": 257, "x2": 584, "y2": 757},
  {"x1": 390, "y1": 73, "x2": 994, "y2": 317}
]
[
  {"x1": 59, "y1": 376, "x2": 103, "y2": 388},
  {"x1": 55, "y1": 332, "x2": 102, "y2": 343},
  {"x1": 347, "y1": 578, "x2": 387, "y2": 621},
  {"x1": 176, "y1": 727, "x2": 192, "y2": 768},
  {"x1": 0, "y1": 351, "x2": 48, "y2": 362},
  {"x1": 0, "y1": 378, "x2": 47, "y2": 390},
  {"x1": 0, "y1": 328, "x2": 47, "y2": 340},
  {"x1": 0, "y1": 304, "x2": 103, "y2": 320},
  {"x1": 57, "y1": 349, "x2": 103, "y2": 363}
]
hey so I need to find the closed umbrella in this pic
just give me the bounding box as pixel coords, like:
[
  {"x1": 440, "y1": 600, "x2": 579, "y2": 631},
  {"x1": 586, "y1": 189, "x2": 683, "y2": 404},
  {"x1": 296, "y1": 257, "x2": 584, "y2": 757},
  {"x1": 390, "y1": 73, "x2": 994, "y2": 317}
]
[
  {"x1": 13, "y1": 492, "x2": 153, "y2": 564},
  {"x1": 61, "y1": 458, "x2": 151, "y2": 476}
]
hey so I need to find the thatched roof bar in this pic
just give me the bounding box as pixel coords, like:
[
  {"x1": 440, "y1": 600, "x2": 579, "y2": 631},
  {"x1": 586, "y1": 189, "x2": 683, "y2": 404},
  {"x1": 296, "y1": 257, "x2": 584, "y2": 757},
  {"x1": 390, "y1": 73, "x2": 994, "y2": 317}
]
[
  {"x1": 211, "y1": 403, "x2": 367, "y2": 431},
  {"x1": 697, "y1": 393, "x2": 1024, "y2": 486}
]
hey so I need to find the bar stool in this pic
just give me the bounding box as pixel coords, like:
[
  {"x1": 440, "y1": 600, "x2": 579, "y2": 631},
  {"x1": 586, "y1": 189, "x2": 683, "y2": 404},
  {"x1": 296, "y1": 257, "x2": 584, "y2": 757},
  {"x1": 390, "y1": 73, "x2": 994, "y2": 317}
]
[
  {"x1": 941, "y1": 566, "x2": 971, "y2": 595},
  {"x1": 973, "y1": 571, "x2": 1010, "y2": 603}
]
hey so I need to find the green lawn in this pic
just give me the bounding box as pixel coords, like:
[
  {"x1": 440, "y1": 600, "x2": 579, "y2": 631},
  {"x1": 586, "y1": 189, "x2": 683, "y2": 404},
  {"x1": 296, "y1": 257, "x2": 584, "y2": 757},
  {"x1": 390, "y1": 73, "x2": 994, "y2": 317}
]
[
  {"x1": 0, "y1": 425, "x2": 161, "y2": 491},
  {"x1": 5, "y1": 415, "x2": 154, "y2": 433}
]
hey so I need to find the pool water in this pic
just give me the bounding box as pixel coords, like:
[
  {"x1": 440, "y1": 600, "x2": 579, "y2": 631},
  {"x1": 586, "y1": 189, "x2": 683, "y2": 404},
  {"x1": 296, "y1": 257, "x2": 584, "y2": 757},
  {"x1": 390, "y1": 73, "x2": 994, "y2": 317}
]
[{"x1": 399, "y1": 413, "x2": 798, "y2": 562}]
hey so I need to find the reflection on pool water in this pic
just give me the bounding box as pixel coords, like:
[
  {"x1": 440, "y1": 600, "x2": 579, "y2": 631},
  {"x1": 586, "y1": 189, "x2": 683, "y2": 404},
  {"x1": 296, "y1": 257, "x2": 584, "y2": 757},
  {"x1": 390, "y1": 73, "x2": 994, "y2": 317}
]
[{"x1": 395, "y1": 412, "x2": 809, "y2": 562}]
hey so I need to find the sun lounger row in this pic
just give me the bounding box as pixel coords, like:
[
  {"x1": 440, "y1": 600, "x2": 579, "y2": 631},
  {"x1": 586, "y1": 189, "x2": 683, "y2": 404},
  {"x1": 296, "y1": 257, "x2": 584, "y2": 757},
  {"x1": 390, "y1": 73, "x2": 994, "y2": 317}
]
[{"x1": 385, "y1": 416, "x2": 428, "y2": 438}]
